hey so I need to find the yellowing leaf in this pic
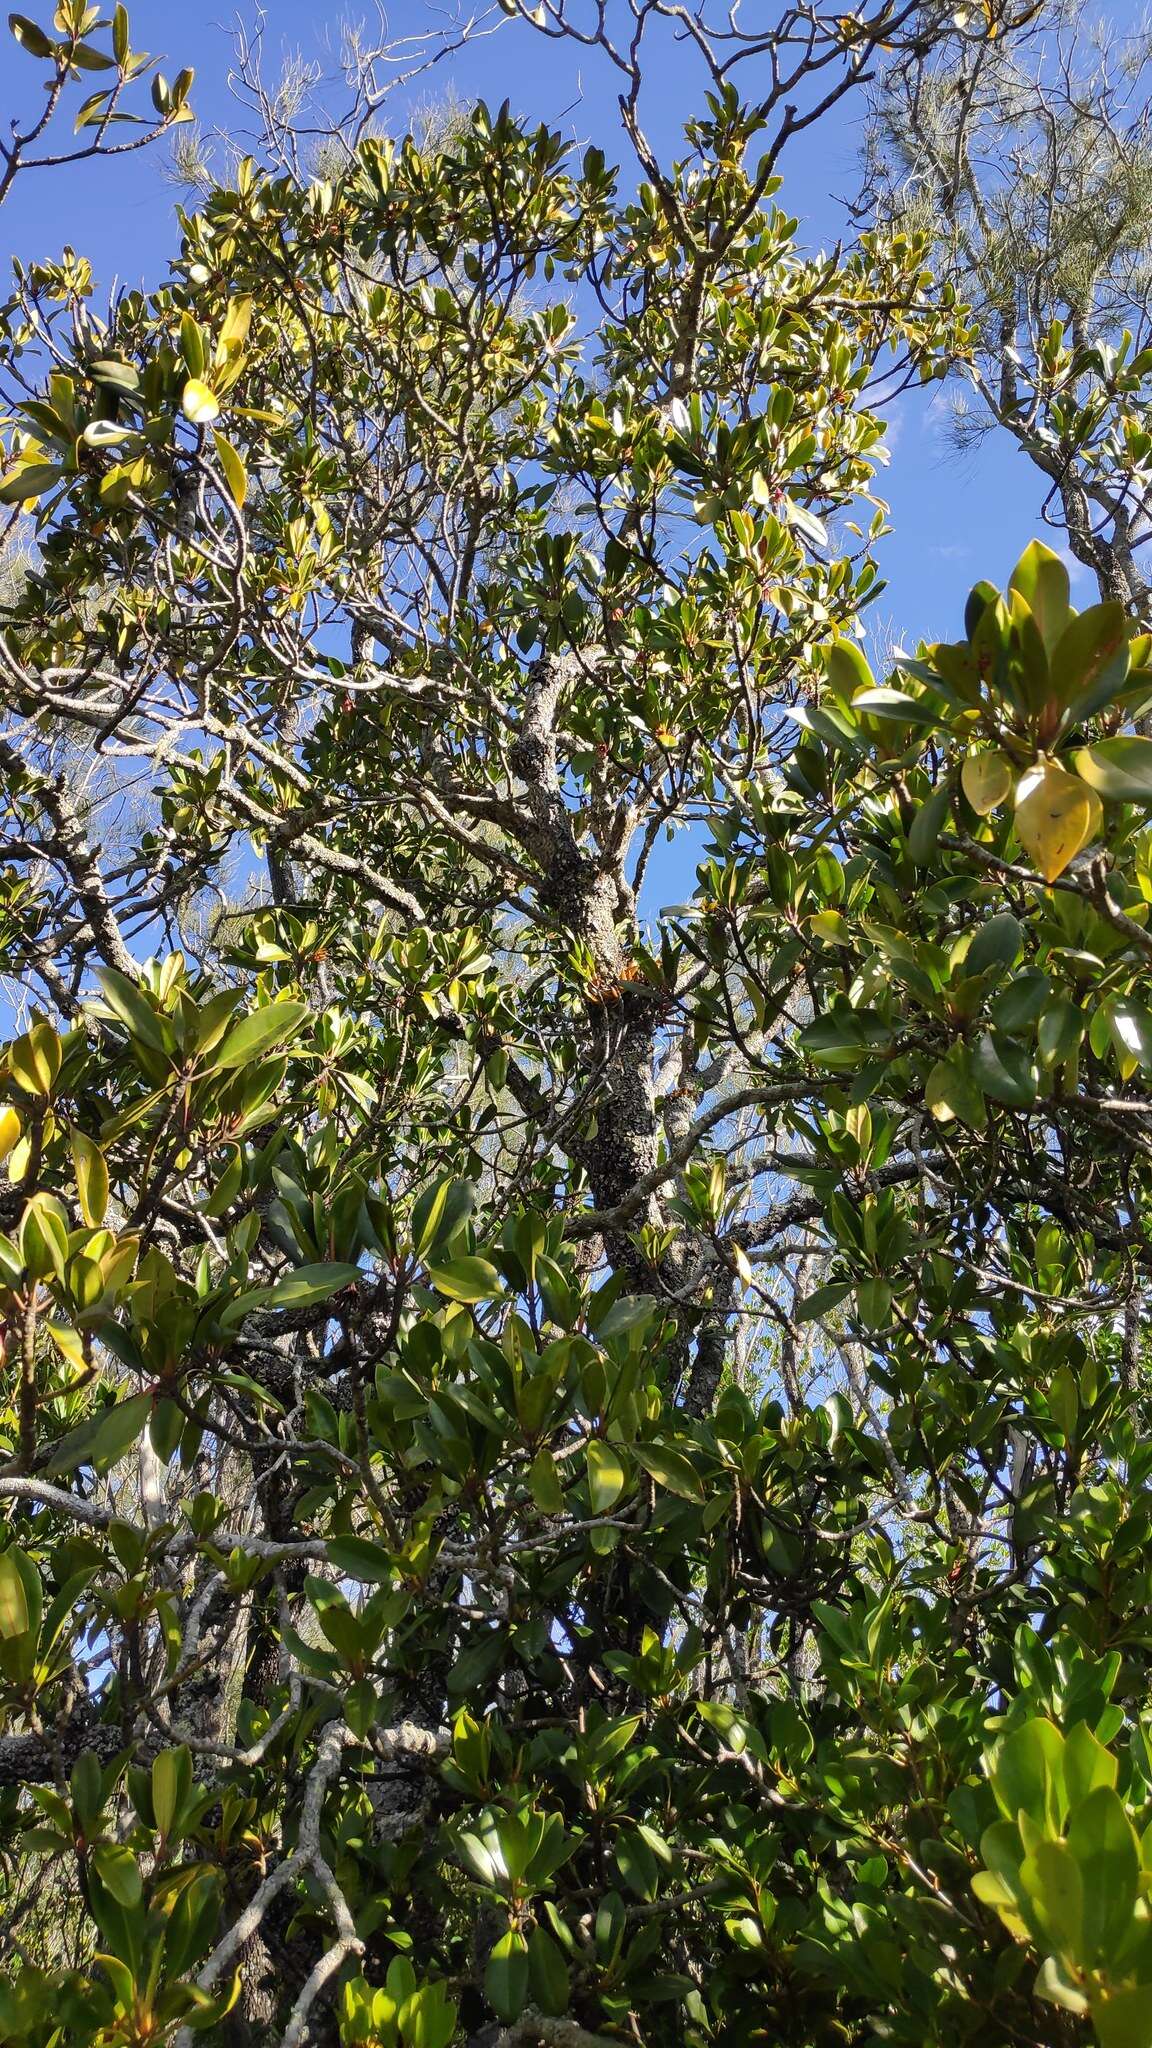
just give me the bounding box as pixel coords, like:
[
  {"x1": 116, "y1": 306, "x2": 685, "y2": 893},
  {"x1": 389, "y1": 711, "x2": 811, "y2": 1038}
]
[
  {"x1": 0, "y1": 1548, "x2": 30, "y2": 1640},
  {"x1": 215, "y1": 296, "x2": 254, "y2": 363},
  {"x1": 961, "y1": 750, "x2": 1013, "y2": 815},
  {"x1": 1014, "y1": 760, "x2": 1095, "y2": 882},
  {"x1": 181, "y1": 378, "x2": 220, "y2": 424},
  {"x1": 46, "y1": 1321, "x2": 87, "y2": 1371},
  {"x1": 70, "y1": 1126, "x2": 109, "y2": 1227},
  {"x1": 925, "y1": 1055, "x2": 986, "y2": 1132},
  {"x1": 0, "y1": 1106, "x2": 21, "y2": 1161},
  {"x1": 211, "y1": 429, "x2": 247, "y2": 506},
  {"x1": 586, "y1": 1438, "x2": 628, "y2": 1514},
  {"x1": 809, "y1": 910, "x2": 851, "y2": 946},
  {"x1": 10, "y1": 1021, "x2": 61, "y2": 1097}
]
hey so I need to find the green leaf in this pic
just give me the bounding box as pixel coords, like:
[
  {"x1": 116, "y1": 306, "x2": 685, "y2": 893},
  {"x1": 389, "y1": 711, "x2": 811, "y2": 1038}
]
[
  {"x1": 853, "y1": 687, "x2": 939, "y2": 728},
  {"x1": 855, "y1": 1276, "x2": 892, "y2": 1328},
  {"x1": 1108, "y1": 1000, "x2": 1152, "y2": 1075},
  {"x1": 485, "y1": 1929, "x2": 529, "y2": 2023},
  {"x1": 1008, "y1": 540, "x2": 1071, "y2": 658},
  {"x1": 45, "y1": 1392, "x2": 151, "y2": 1476},
  {"x1": 0, "y1": 460, "x2": 63, "y2": 503},
  {"x1": 1093, "y1": 1985, "x2": 1152, "y2": 2048},
  {"x1": 1062, "y1": 1722, "x2": 1117, "y2": 1810},
  {"x1": 990, "y1": 1717, "x2": 1065, "y2": 1831},
  {"x1": 411, "y1": 1177, "x2": 474, "y2": 1258},
  {"x1": 795, "y1": 1279, "x2": 854, "y2": 1323},
  {"x1": 81, "y1": 419, "x2": 142, "y2": 450},
  {"x1": 216, "y1": 296, "x2": 254, "y2": 359},
  {"x1": 990, "y1": 969, "x2": 1050, "y2": 1035},
  {"x1": 1074, "y1": 737, "x2": 1152, "y2": 804},
  {"x1": 151, "y1": 1746, "x2": 192, "y2": 1839},
  {"x1": 800, "y1": 1010, "x2": 892, "y2": 1069},
  {"x1": 965, "y1": 913, "x2": 1024, "y2": 977},
  {"x1": 586, "y1": 1439, "x2": 628, "y2": 1514},
  {"x1": 907, "y1": 781, "x2": 951, "y2": 866},
  {"x1": 70, "y1": 41, "x2": 116, "y2": 72},
  {"x1": 94, "y1": 966, "x2": 169, "y2": 1053},
  {"x1": 405, "y1": 1984, "x2": 458, "y2": 2048},
  {"x1": 10, "y1": 1020, "x2": 61, "y2": 1096},
  {"x1": 1068, "y1": 1784, "x2": 1140, "y2": 1969},
  {"x1": 9, "y1": 14, "x2": 56, "y2": 58},
  {"x1": 971, "y1": 1032, "x2": 1038, "y2": 1108},
  {"x1": 178, "y1": 312, "x2": 206, "y2": 380},
  {"x1": 424, "y1": 1256, "x2": 502, "y2": 1303},
  {"x1": 1051, "y1": 601, "x2": 1129, "y2": 716},
  {"x1": 527, "y1": 1447, "x2": 564, "y2": 1514},
  {"x1": 786, "y1": 497, "x2": 827, "y2": 549},
  {"x1": 20, "y1": 1193, "x2": 69, "y2": 1280},
  {"x1": 92, "y1": 1843, "x2": 143, "y2": 1909},
  {"x1": 527, "y1": 1925, "x2": 569, "y2": 2016},
  {"x1": 265, "y1": 1262, "x2": 360, "y2": 1309},
  {"x1": 615, "y1": 1827, "x2": 660, "y2": 1902},
  {"x1": 212, "y1": 1001, "x2": 308, "y2": 1070},
  {"x1": 631, "y1": 1440, "x2": 705, "y2": 1502},
  {"x1": 823, "y1": 636, "x2": 873, "y2": 704},
  {"x1": 456, "y1": 1829, "x2": 501, "y2": 1887},
  {"x1": 326, "y1": 1535, "x2": 394, "y2": 1584},
  {"x1": 1038, "y1": 996, "x2": 1084, "y2": 1067},
  {"x1": 594, "y1": 1292, "x2": 656, "y2": 1339},
  {"x1": 1018, "y1": 1837, "x2": 1083, "y2": 1958},
  {"x1": 203, "y1": 1145, "x2": 244, "y2": 1218}
]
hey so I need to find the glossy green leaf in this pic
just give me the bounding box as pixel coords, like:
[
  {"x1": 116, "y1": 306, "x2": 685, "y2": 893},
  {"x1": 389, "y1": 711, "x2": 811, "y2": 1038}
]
[
  {"x1": 212, "y1": 1001, "x2": 308, "y2": 1070},
  {"x1": 631, "y1": 1440, "x2": 705, "y2": 1501},
  {"x1": 44, "y1": 1392, "x2": 151, "y2": 1476},
  {"x1": 1074, "y1": 737, "x2": 1152, "y2": 804},
  {"x1": 971, "y1": 1031, "x2": 1038, "y2": 1107},
  {"x1": 94, "y1": 967, "x2": 169, "y2": 1054},
  {"x1": 326, "y1": 1535, "x2": 394, "y2": 1584},
  {"x1": 1068, "y1": 1785, "x2": 1140, "y2": 1968},
  {"x1": 151, "y1": 1746, "x2": 192, "y2": 1839},
  {"x1": 989, "y1": 1718, "x2": 1065, "y2": 1830},
  {"x1": 1051, "y1": 601, "x2": 1129, "y2": 717},
  {"x1": 965, "y1": 913, "x2": 1024, "y2": 977},
  {"x1": 1008, "y1": 540, "x2": 1071, "y2": 658},
  {"x1": 265, "y1": 1261, "x2": 360, "y2": 1309},
  {"x1": 425, "y1": 1256, "x2": 502, "y2": 1303},
  {"x1": 484, "y1": 1930, "x2": 529, "y2": 2023}
]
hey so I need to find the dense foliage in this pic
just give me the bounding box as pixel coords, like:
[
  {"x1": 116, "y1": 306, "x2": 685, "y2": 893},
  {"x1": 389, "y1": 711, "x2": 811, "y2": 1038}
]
[{"x1": 2, "y1": 8, "x2": 1152, "y2": 2048}]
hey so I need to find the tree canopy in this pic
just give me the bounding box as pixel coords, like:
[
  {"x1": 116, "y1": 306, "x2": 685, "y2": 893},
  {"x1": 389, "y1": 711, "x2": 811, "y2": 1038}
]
[
  {"x1": 865, "y1": 1, "x2": 1152, "y2": 615},
  {"x1": 2, "y1": 7, "x2": 1152, "y2": 2048}
]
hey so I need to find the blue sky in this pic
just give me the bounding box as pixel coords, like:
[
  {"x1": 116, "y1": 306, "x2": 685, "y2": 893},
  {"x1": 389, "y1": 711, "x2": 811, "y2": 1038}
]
[{"x1": 0, "y1": 2, "x2": 1132, "y2": 915}]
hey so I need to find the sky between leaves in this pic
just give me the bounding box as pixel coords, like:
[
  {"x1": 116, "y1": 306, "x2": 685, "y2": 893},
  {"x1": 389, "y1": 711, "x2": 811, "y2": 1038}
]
[{"x1": 1, "y1": 0, "x2": 1145, "y2": 914}]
